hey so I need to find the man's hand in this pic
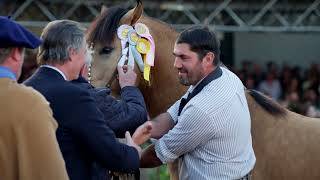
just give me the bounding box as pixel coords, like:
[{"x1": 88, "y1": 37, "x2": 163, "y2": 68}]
[
  {"x1": 117, "y1": 65, "x2": 137, "y2": 88},
  {"x1": 125, "y1": 131, "x2": 142, "y2": 158},
  {"x1": 132, "y1": 121, "x2": 153, "y2": 145}
]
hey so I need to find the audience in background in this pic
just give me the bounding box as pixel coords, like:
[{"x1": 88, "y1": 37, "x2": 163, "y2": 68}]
[{"x1": 236, "y1": 61, "x2": 320, "y2": 118}]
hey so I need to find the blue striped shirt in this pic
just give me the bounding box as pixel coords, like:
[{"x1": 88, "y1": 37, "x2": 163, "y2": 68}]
[{"x1": 155, "y1": 67, "x2": 256, "y2": 180}]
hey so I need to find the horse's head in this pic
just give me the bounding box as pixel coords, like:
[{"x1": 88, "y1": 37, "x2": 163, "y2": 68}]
[
  {"x1": 86, "y1": 1, "x2": 144, "y2": 91},
  {"x1": 87, "y1": 0, "x2": 187, "y2": 116}
]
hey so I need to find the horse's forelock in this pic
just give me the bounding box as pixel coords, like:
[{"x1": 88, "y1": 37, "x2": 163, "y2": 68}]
[{"x1": 87, "y1": 6, "x2": 129, "y2": 47}]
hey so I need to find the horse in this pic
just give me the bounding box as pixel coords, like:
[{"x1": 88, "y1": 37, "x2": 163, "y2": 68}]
[{"x1": 86, "y1": 1, "x2": 320, "y2": 179}]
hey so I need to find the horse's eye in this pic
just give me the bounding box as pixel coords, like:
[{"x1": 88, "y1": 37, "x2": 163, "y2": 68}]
[{"x1": 99, "y1": 47, "x2": 114, "y2": 55}]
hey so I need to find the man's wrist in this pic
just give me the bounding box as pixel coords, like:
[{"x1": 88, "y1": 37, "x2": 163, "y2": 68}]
[
  {"x1": 135, "y1": 145, "x2": 142, "y2": 159},
  {"x1": 121, "y1": 85, "x2": 139, "y2": 91}
]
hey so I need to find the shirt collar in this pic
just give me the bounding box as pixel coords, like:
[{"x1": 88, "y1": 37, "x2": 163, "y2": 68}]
[
  {"x1": 189, "y1": 77, "x2": 205, "y2": 93},
  {"x1": 189, "y1": 66, "x2": 222, "y2": 93},
  {"x1": 0, "y1": 66, "x2": 16, "y2": 80},
  {"x1": 40, "y1": 65, "x2": 67, "y2": 80}
]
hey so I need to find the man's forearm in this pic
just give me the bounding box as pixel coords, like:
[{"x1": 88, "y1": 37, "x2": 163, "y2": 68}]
[
  {"x1": 140, "y1": 144, "x2": 163, "y2": 168},
  {"x1": 151, "y1": 113, "x2": 175, "y2": 139}
]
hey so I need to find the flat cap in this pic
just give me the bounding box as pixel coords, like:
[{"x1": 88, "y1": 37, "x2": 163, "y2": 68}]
[{"x1": 0, "y1": 16, "x2": 42, "y2": 49}]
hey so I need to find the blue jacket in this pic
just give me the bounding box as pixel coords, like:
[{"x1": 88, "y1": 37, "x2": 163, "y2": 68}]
[
  {"x1": 24, "y1": 67, "x2": 140, "y2": 180},
  {"x1": 71, "y1": 76, "x2": 147, "y2": 138}
]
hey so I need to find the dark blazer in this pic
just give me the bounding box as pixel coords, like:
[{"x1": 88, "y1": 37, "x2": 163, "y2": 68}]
[
  {"x1": 24, "y1": 67, "x2": 139, "y2": 180},
  {"x1": 71, "y1": 76, "x2": 147, "y2": 138}
]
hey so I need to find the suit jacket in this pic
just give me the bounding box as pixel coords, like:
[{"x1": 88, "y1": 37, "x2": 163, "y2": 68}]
[
  {"x1": 0, "y1": 78, "x2": 69, "y2": 180},
  {"x1": 71, "y1": 76, "x2": 147, "y2": 138},
  {"x1": 24, "y1": 67, "x2": 139, "y2": 180}
]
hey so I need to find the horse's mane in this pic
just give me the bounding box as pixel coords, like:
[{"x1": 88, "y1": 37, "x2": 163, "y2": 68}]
[
  {"x1": 247, "y1": 89, "x2": 287, "y2": 116},
  {"x1": 87, "y1": 6, "x2": 129, "y2": 46}
]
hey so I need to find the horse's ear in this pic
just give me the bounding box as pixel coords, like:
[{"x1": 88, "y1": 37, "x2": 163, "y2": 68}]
[
  {"x1": 86, "y1": 5, "x2": 107, "y2": 39},
  {"x1": 122, "y1": 0, "x2": 143, "y2": 25},
  {"x1": 101, "y1": 5, "x2": 107, "y2": 14}
]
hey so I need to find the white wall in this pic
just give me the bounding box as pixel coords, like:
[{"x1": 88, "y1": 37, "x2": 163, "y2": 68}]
[{"x1": 234, "y1": 32, "x2": 320, "y2": 69}]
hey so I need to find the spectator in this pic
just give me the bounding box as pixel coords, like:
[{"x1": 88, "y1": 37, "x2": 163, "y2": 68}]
[
  {"x1": 0, "y1": 16, "x2": 68, "y2": 180},
  {"x1": 258, "y1": 71, "x2": 282, "y2": 101}
]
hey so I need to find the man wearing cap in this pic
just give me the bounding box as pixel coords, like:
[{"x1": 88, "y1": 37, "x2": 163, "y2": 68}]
[{"x1": 0, "y1": 16, "x2": 69, "y2": 180}]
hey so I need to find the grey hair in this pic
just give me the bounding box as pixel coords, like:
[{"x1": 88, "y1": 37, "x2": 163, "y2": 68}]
[
  {"x1": 0, "y1": 48, "x2": 13, "y2": 64},
  {"x1": 38, "y1": 20, "x2": 86, "y2": 65},
  {"x1": 84, "y1": 48, "x2": 93, "y2": 66}
]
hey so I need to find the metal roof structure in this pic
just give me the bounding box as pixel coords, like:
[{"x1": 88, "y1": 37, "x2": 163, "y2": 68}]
[{"x1": 1, "y1": 0, "x2": 320, "y2": 32}]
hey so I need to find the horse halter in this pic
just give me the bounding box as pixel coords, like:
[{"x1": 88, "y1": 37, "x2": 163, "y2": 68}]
[
  {"x1": 87, "y1": 43, "x2": 94, "y2": 83},
  {"x1": 86, "y1": 42, "x2": 117, "y2": 87}
]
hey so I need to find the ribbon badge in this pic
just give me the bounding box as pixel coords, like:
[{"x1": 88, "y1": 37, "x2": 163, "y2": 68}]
[{"x1": 117, "y1": 23, "x2": 155, "y2": 82}]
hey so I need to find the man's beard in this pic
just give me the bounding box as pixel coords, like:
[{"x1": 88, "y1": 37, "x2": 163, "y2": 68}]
[
  {"x1": 178, "y1": 68, "x2": 205, "y2": 86},
  {"x1": 178, "y1": 76, "x2": 191, "y2": 86}
]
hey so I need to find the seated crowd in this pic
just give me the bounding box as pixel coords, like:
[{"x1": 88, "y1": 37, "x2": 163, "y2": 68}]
[{"x1": 233, "y1": 61, "x2": 320, "y2": 118}]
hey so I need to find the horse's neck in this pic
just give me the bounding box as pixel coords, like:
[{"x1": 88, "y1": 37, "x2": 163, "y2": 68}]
[
  {"x1": 138, "y1": 17, "x2": 188, "y2": 117},
  {"x1": 246, "y1": 91, "x2": 320, "y2": 136}
]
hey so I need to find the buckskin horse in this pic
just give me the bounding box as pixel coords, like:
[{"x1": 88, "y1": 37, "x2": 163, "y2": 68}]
[{"x1": 86, "y1": 1, "x2": 320, "y2": 179}]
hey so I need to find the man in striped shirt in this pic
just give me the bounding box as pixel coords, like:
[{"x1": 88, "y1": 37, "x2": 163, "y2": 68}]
[{"x1": 134, "y1": 26, "x2": 256, "y2": 180}]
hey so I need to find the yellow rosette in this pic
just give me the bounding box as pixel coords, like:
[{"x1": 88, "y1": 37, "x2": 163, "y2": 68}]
[
  {"x1": 136, "y1": 38, "x2": 151, "y2": 82},
  {"x1": 136, "y1": 38, "x2": 150, "y2": 54}
]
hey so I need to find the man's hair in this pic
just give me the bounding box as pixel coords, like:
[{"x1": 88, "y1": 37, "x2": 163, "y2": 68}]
[
  {"x1": 176, "y1": 26, "x2": 220, "y2": 65},
  {"x1": 0, "y1": 48, "x2": 12, "y2": 64},
  {"x1": 37, "y1": 20, "x2": 86, "y2": 65}
]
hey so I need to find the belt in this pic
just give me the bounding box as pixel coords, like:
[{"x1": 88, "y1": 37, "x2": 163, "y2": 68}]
[
  {"x1": 238, "y1": 172, "x2": 252, "y2": 180},
  {"x1": 109, "y1": 171, "x2": 139, "y2": 180}
]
